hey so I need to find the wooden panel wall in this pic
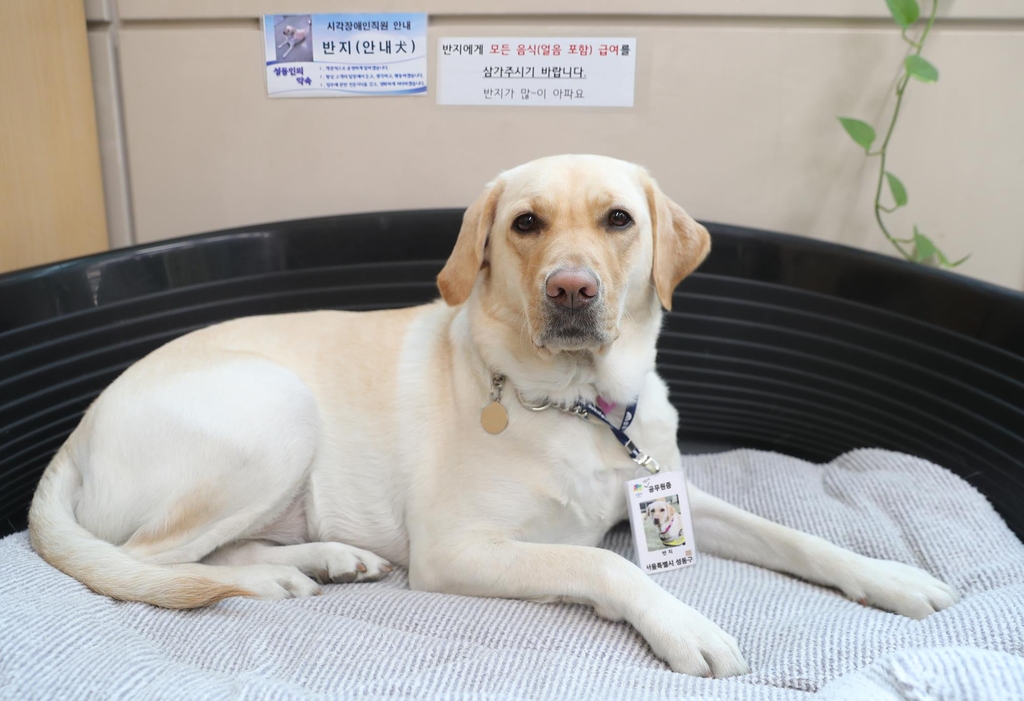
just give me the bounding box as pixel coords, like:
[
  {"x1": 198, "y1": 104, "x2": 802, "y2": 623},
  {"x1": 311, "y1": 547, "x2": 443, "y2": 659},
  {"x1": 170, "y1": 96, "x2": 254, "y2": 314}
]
[{"x1": 0, "y1": 0, "x2": 108, "y2": 274}]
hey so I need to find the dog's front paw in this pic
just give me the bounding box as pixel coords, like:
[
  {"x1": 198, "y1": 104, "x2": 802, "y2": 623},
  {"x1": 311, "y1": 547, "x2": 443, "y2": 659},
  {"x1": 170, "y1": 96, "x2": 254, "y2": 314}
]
[
  {"x1": 841, "y1": 557, "x2": 959, "y2": 619},
  {"x1": 639, "y1": 603, "x2": 749, "y2": 678}
]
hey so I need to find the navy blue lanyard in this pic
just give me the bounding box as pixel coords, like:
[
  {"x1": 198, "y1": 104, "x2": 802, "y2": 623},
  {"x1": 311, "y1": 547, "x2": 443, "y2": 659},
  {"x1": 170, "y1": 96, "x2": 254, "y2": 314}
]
[{"x1": 575, "y1": 399, "x2": 660, "y2": 473}]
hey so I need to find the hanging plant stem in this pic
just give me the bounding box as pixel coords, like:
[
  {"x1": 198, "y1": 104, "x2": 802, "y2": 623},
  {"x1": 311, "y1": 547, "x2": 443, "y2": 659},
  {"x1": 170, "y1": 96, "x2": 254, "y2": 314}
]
[{"x1": 836, "y1": 0, "x2": 968, "y2": 268}]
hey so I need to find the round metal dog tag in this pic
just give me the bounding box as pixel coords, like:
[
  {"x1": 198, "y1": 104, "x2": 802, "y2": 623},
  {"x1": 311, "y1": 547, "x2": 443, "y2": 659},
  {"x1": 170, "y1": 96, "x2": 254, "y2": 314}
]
[{"x1": 480, "y1": 401, "x2": 509, "y2": 434}]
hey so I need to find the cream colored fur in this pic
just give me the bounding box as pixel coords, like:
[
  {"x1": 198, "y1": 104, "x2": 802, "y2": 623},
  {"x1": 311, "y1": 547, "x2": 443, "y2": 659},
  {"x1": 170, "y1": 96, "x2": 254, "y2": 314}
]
[{"x1": 29, "y1": 155, "x2": 957, "y2": 677}]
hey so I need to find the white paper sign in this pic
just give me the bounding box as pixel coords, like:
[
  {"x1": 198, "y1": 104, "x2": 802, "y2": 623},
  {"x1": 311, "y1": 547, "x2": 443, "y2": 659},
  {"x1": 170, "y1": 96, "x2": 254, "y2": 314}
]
[
  {"x1": 262, "y1": 13, "x2": 427, "y2": 98},
  {"x1": 624, "y1": 471, "x2": 697, "y2": 574},
  {"x1": 437, "y1": 38, "x2": 636, "y2": 107}
]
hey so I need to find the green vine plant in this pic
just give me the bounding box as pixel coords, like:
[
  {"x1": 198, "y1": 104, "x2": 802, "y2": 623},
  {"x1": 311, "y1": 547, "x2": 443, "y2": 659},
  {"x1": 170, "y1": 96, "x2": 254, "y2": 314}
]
[{"x1": 838, "y1": 0, "x2": 968, "y2": 268}]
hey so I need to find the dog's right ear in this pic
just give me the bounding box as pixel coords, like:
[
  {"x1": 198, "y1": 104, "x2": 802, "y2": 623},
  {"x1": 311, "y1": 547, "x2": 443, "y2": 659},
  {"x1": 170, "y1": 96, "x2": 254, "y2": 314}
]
[{"x1": 437, "y1": 179, "x2": 504, "y2": 306}]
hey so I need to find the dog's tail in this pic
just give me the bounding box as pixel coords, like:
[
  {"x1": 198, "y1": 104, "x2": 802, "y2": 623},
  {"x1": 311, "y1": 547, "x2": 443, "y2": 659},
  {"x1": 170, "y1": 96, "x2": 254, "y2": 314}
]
[{"x1": 28, "y1": 447, "x2": 252, "y2": 609}]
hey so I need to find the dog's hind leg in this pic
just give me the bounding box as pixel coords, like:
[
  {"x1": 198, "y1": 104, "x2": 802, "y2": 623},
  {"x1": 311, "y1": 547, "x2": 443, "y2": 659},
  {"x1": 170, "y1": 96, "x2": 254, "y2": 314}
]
[
  {"x1": 204, "y1": 541, "x2": 393, "y2": 584},
  {"x1": 71, "y1": 355, "x2": 332, "y2": 605}
]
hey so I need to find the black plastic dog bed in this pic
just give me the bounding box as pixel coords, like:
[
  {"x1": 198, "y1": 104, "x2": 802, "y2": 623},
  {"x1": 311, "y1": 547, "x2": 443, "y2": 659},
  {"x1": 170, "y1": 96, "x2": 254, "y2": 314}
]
[{"x1": 1, "y1": 210, "x2": 1022, "y2": 539}]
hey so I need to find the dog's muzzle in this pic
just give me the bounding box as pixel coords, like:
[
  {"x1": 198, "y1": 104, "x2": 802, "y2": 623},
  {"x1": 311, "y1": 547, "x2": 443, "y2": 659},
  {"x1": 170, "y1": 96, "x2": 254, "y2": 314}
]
[{"x1": 537, "y1": 267, "x2": 612, "y2": 348}]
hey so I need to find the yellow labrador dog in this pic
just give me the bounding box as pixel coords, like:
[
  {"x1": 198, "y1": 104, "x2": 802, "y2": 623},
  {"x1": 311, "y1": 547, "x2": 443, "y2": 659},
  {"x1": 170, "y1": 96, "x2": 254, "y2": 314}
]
[
  {"x1": 646, "y1": 499, "x2": 686, "y2": 547},
  {"x1": 29, "y1": 154, "x2": 957, "y2": 677}
]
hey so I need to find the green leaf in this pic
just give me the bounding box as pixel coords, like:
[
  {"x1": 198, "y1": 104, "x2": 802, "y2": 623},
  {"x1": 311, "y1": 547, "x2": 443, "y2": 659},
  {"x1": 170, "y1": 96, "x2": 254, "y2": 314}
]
[
  {"x1": 911, "y1": 226, "x2": 970, "y2": 268},
  {"x1": 886, "y1": 0, "x2": 920, "y2": 28},
  {"x1": 905, "y1": 55, "x2": 939, "y2": 82},
  {"x1": 912, "y1": 228, "x2": 938, "y2": 265},
  {"x1": 885, "y1": 172, "x2": 908, "y2": 207},
  {"x1": 934, "y1": 248, "x2": 972, "y2": 269},
  {"x1": 838, "y1": 117, "x2": 876, "y2": 152}
]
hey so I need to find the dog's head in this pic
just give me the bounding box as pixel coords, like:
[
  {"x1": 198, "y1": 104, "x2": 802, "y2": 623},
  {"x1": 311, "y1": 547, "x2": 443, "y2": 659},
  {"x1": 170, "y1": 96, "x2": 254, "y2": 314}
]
[
  {"x1": 644, "y1": 500, "x2": 676, "y2": 528},
  {"x1": 282, "y1": 25, "x2": 296, "y2": 38},
  {"x1": 437, "y1": 155, "x2": 709, "y2": 353}
]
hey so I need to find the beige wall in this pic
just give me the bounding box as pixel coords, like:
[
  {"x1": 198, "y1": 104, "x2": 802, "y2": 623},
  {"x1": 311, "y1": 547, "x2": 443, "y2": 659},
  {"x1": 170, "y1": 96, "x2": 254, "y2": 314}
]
[{"x1": 87, "y1": 1, "x2": 1024, "y2": 290}]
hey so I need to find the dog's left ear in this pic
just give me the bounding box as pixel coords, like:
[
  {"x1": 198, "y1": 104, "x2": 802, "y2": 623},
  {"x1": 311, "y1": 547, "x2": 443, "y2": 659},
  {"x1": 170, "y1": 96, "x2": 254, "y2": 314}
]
[
  {"x1": 642, "y1": 171, "x2": 711, "y2": 311},
  {"x1": 437, "y1": 179, "x2": 504, "y2": 306}
]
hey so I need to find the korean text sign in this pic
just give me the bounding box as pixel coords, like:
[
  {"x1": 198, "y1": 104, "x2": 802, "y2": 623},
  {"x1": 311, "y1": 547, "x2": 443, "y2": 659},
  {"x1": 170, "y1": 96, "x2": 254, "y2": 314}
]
[
  {"x1": 262, "y1": 14, "x2": 427, "y2": 98},
  {"x1": 436, "y1": 38, "x2": 637, "y2": 107}
]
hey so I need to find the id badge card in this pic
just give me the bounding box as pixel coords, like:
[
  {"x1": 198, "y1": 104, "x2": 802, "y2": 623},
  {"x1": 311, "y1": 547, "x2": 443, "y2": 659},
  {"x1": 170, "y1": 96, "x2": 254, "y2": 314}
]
[{"x1": 624, "y1": 470, "x2": 696, "y2": 574}]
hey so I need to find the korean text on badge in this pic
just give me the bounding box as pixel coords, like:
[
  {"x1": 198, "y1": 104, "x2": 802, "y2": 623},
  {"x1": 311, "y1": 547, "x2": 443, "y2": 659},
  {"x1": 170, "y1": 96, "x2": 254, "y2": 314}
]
[{"x1": 624, "y1": 471, "x2": 697, "y2": 574}]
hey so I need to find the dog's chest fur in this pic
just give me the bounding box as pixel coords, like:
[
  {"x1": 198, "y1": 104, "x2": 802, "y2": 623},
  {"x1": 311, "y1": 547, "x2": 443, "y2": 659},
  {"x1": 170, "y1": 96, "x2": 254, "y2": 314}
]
[
  {"x1": 508, "y1": 402, "x2": 671, "y2": 547},
  {"x1": 526, "y1": 458, "x2": 633, "y2": 546}
]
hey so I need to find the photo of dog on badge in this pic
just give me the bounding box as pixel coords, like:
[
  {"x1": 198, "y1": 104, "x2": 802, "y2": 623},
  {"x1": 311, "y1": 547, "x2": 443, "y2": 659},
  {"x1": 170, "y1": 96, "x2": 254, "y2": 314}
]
[
  {"x1": 642, "y1": 496, "x2": 686, "y2": 551},
  {"x1": 275, "y1": 15, "x2": 313, "y2": 62}
]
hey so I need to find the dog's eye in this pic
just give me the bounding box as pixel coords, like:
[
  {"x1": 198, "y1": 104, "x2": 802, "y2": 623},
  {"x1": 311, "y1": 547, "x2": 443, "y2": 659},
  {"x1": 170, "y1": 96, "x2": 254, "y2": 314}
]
[
  {"x1": 513, "y1": 213, "x2": 539, "y2": 233},
  {"x1": 607, "y1": 210, "x2": 632, "y2": 228}
]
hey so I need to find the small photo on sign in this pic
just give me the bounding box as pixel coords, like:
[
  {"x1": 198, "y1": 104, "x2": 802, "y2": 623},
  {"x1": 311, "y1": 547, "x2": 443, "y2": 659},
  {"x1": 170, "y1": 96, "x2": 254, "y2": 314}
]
[
  {"x1": 274, "y1": 15, "x2": 313, "y2": 63},
  {"x1": 641, "y1": 495, "x2": 686, "y2": 551}
]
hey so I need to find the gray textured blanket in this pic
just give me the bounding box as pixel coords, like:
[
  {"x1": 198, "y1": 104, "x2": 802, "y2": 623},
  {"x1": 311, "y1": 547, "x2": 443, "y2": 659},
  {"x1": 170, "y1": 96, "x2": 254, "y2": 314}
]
[{"x1": 2, "y1": 449, "x2": 1022, "y2": 700}]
